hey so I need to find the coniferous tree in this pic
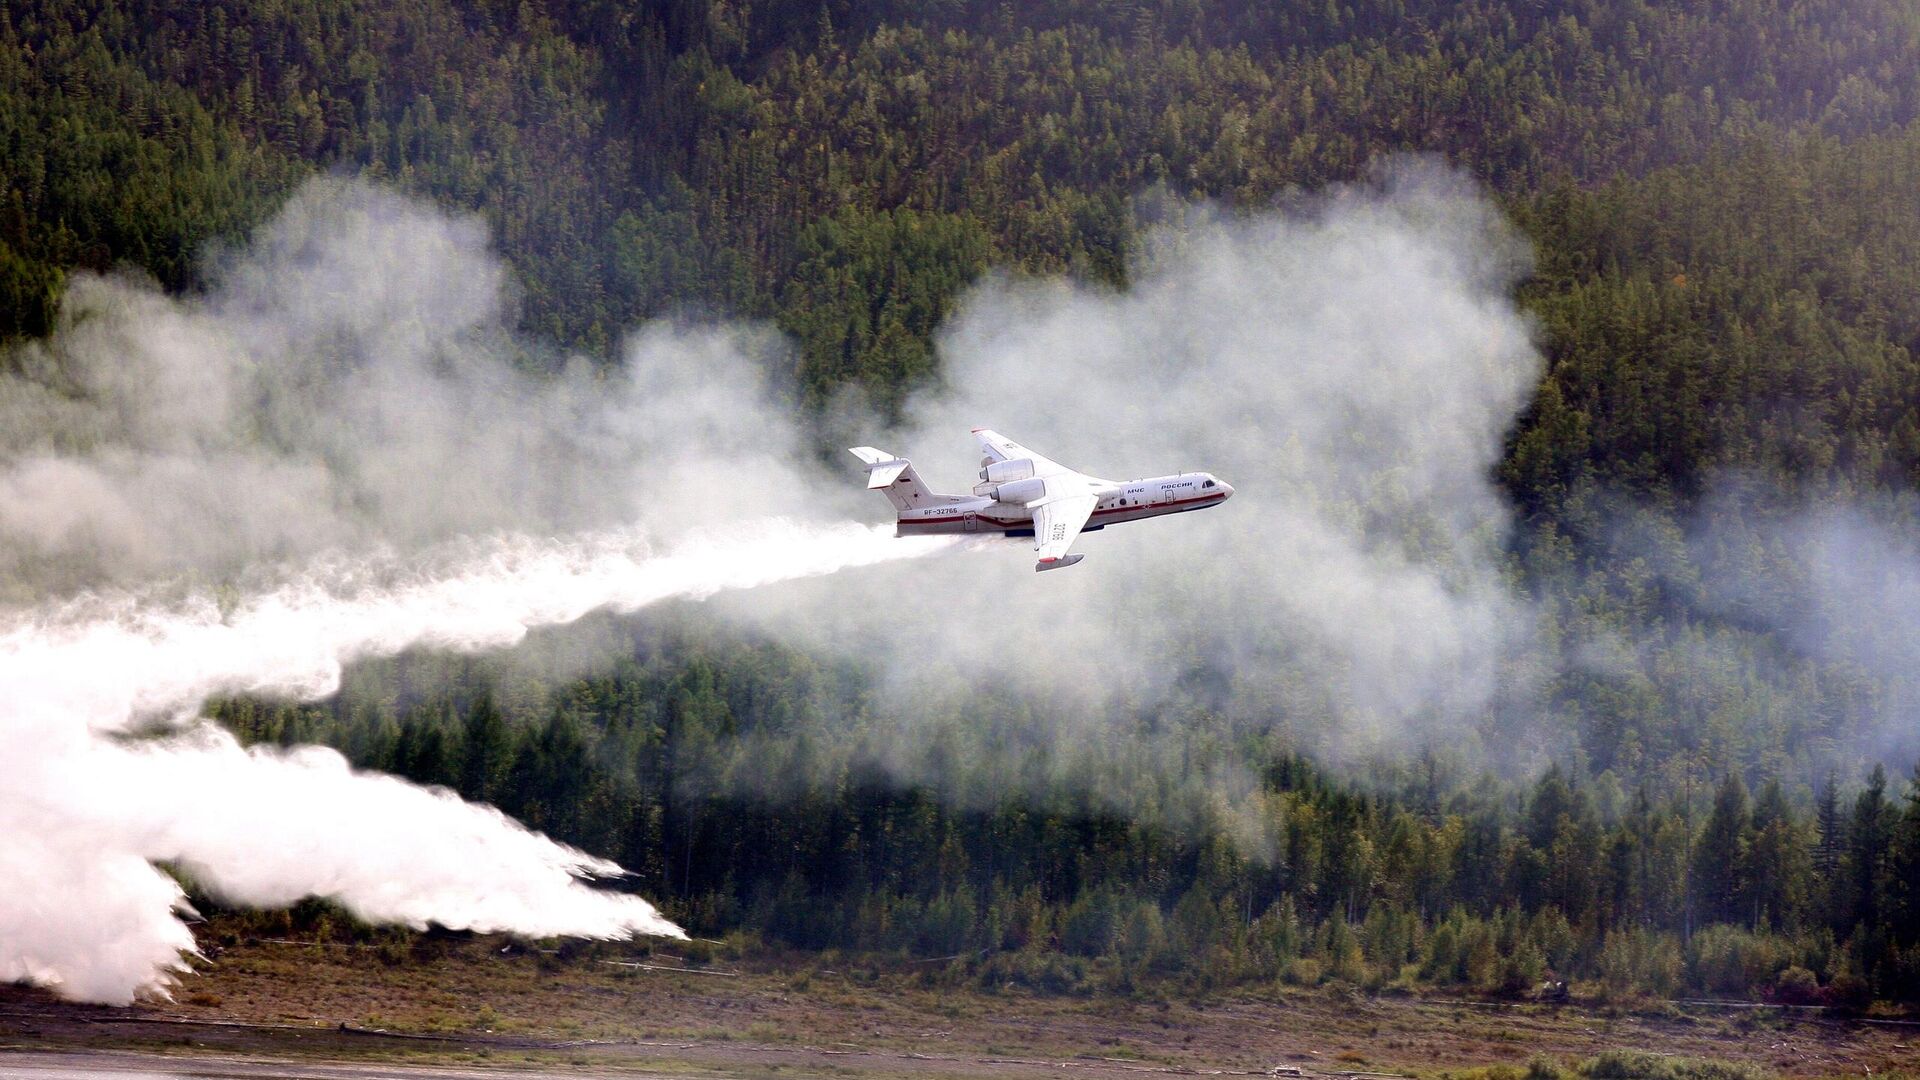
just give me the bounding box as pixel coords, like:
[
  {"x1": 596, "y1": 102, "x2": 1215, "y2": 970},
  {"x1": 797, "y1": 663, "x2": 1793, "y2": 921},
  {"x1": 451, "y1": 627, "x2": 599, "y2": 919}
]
[{"x1": 1692, "y1": 774, "x2": 1751, "y2": 927}]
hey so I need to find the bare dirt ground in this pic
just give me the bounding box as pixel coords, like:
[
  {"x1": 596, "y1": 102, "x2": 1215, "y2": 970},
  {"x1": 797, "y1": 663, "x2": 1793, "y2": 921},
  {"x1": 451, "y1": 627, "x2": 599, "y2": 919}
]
[
  {"x1": 0, "y1": 1050, "x2": 710, "y2": 1078},
  {"x1": 3, "y1": 923, "x2": 1917, "y2": 1080}
]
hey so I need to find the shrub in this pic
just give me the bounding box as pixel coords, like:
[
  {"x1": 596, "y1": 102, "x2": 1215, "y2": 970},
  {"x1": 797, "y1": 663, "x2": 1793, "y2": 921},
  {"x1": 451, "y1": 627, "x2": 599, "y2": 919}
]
[
  {"x1": 1060, "y1": 890, "x2": 1117, "y2": 958},
  {"x1": 1586, "y1": 1050, "x2": 1772, "y2": 1080},
  {"x1": 1115, "y1": 900, "x2": 1166, "y2": 967},
  {"x1": 1684, "y1": 925, "x2": 1790, "y2": 997},
  {"x1": 1598, "y1": 928, "x2": 1681, "y2": 997},
  {"x1": 973, "y1": 949, "x2": 1088, "y2": 994},
  {"x1": 1283, "y1": 957, "x2": 1324, "y2": 986},
  {"x1": 1827, "y1": 971, "x2": 1872, "y2": 1011},
  {"x1": 1769, "y1": 965, "x2": 1819, "y2": 1005},
  {"x1": 1526, "y1": 1056, "x2": 1570, "y2": 1080}
]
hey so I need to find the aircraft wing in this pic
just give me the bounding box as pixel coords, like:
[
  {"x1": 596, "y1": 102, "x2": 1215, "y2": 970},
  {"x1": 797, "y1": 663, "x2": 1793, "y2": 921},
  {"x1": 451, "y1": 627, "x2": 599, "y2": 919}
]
[
  {"x1": 973, "y1": 428, "x2": 1072, "y2": 478},
  {"x1": 1031, "y1": 489, "x2": 1098, "y2": 571}
]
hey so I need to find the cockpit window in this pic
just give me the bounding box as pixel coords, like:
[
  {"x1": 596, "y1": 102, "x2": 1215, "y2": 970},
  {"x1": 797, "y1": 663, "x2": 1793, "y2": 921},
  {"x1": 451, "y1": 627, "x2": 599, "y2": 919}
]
[{"x1": 1202, "y1": 479, "x2": 1216, "y2": 489}]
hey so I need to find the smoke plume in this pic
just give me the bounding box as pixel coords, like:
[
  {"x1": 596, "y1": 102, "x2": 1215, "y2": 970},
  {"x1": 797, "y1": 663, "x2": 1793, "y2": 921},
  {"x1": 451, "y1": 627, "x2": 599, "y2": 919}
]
[
  {"x1": 721, "y1": 164, "x2": 1546, "y2": 773},
  {"x1": 0, "y1": 180, "x2": 836, "y2": 599},
  {"x1": 0, "y1": 521, "x2": 960, "y2": 1003},
  {"x1": 34, "y1": 160, "x2": 1905, "y2": 1004},
  {"x1": 0, "y1": 179, "x2": 959, "y2": 1004}
]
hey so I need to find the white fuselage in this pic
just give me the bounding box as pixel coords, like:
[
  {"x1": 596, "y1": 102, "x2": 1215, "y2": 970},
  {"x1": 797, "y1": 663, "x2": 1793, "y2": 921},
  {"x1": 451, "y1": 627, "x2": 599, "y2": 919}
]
[{"x1": 895, "y1": 471, "x2": 1232, "y2": 537}]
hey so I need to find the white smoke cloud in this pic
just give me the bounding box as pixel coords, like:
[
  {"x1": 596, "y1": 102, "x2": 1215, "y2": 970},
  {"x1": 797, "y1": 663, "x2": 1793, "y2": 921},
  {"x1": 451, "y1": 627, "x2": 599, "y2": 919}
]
[
  {"x1": 1532, "y1": 482, "x2": 1920, "y2": 784},
  {"x1": 1676, "y1": 494, "x2": 1920, "y2": 773},
  {"x1": 719, "y1": 163, "x2": 1546, "y2": 769},
  {"x1": 0, "y1": 179, "x2": 832, "y2": 599},
  {"x1": 0, "y1": 162, "x2": 1562, "y2": 1002},
  {"x1": 0, "y1": 521, "x2": 960, "y2": 1003},
  {"x1": 0, "y1": 177, "x2": 963, "y2": 1004},
  {"x1": 1792, "y1": 508, "x2": 1920, "y2": 766}
]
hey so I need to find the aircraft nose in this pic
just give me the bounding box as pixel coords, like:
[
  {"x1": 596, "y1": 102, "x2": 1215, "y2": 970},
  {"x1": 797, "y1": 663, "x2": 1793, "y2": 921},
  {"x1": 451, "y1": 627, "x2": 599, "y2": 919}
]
[{"x1": 1219, "y1": 479, "x2": 1235, "y2": 499}]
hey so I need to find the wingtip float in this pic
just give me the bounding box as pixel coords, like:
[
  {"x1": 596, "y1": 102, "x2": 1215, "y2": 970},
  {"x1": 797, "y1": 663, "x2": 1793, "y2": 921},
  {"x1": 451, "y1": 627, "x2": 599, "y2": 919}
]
[{"x1": 848, "y1": 429, "x2": 1234, "y2": 571}]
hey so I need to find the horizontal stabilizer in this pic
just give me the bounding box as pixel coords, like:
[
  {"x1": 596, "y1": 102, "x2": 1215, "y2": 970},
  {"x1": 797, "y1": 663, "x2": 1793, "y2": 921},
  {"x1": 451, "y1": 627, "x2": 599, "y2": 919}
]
[{"x1": 1035, "y1": 554, "x2": 1086, "y2": 572}]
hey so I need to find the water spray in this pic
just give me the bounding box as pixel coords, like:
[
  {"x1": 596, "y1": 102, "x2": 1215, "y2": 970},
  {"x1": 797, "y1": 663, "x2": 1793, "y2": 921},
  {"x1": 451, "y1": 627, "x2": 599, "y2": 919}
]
[{"x1": 0, "y1": 520, "x2": 960, "y2": 1003}]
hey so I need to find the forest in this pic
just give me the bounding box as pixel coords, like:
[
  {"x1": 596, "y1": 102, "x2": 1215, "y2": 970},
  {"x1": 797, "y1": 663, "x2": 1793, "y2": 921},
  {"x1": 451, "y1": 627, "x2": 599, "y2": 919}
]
[{"x1": 10, "y1": 0, "x2": 1920, "y2": 1005}]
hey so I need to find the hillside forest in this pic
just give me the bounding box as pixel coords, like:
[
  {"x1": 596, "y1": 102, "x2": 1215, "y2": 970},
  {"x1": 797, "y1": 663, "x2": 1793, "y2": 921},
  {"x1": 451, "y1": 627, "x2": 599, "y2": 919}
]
[{"x1": 11, "y1": 0, "x2": 1920, "y2": 1004}]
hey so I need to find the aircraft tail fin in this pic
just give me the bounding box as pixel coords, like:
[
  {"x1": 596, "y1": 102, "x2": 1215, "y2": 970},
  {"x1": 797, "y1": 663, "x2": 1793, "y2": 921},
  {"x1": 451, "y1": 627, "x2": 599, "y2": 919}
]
[{"x1": 849, "y1": 447, "x2": 959, "y2": 513}]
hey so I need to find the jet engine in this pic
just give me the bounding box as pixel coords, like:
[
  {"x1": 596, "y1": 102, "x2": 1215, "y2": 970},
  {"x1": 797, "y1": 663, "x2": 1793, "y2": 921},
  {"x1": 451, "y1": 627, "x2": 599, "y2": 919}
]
[
  {"x1": 980, "y1": 458, "x2": 1036, "y2": 484},
  {"x1": 988, "y1": 476, "x2": 1048, "y2": 505}
]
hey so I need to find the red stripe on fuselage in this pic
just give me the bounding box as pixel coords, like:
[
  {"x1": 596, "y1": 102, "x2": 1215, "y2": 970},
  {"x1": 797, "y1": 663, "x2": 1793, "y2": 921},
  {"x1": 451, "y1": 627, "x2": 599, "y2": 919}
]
[
  {"x1": 896, "y1": 490, "x2": 1228, "y2": 530},
  {"x1": 1086, "y1": 491, "x2": 1228, "y2": 519}
]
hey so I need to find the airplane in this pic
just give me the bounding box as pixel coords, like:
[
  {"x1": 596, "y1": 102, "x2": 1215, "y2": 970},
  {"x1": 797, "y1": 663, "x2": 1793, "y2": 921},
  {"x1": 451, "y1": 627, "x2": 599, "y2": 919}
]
[{"x1": 849, "y1": 428, "x2": 1234, "y2": 571}]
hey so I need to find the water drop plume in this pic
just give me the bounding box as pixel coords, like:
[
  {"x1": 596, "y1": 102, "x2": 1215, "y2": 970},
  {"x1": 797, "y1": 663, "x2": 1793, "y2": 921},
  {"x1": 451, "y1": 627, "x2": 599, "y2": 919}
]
[{"x1": 0, "y1": 512, "x2": 958, "y2": 1004}]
